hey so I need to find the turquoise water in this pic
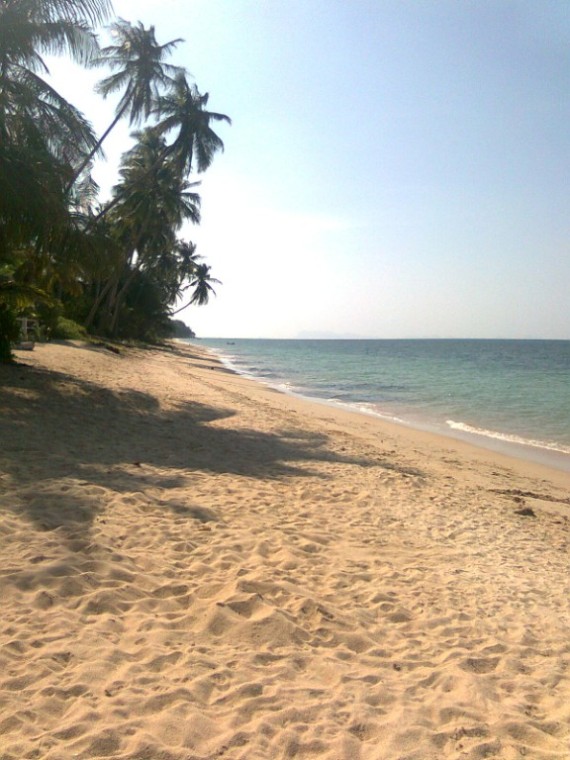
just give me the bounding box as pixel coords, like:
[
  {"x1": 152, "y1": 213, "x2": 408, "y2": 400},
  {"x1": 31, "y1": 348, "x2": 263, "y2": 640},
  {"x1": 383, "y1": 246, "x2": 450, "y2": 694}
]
[{"x1": 193, "y1": 339, "x2": 570, "y2": 471}]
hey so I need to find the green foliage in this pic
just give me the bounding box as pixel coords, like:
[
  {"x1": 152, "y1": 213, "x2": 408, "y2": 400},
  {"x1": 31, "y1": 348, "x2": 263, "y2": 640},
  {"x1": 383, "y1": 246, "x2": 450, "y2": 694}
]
[
  {"x1": 0, "y1": 262, "x2": 54, "y2": 361},
  {"x1": 51, "y1": 317, "x2": 88, "y2": 340},
  {"x1": 169, "y1": 320, "x2": 195, "y2": 338},
  {"x1": 0, "y1": 1, "x2": 228, "y2": 346}
]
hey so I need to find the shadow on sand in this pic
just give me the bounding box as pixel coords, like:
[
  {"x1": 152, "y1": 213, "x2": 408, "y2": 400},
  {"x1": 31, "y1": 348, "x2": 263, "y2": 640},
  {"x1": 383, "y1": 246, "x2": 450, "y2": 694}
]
[{"x1": 0, "y1": 360, "x2": 394, "y2": 540}]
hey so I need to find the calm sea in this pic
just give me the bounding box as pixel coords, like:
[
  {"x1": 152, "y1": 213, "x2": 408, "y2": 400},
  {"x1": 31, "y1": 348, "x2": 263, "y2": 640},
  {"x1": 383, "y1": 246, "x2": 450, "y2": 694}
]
[{"x1": 192, "y1": 339, "x2": 570, "y2": 472}]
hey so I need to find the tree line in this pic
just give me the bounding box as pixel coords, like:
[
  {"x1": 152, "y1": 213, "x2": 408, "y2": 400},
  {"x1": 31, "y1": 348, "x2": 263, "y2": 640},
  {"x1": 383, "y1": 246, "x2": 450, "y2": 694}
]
[{"x1": 0, "y1": 0, "x2": 229, "y2": 362}]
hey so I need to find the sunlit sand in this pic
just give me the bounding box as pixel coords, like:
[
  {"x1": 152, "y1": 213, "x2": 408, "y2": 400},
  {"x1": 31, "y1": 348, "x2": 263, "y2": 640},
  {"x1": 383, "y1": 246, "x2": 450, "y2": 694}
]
[{"x1": 1, "y1": 341, "x2": 569, "y2": 759}]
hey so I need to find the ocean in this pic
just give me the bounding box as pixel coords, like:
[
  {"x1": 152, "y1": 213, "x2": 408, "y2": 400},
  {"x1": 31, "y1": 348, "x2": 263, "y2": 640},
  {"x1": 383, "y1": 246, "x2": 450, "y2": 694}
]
[{"x1": 192, "y1": 339, "x2": 570, "y2": 472}]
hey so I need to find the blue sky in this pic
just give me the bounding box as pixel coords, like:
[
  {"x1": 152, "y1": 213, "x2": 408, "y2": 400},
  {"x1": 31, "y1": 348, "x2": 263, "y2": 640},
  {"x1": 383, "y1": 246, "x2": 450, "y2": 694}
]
[{"x1": 49, "y1": 0, "x2": 570, "y2": 338}]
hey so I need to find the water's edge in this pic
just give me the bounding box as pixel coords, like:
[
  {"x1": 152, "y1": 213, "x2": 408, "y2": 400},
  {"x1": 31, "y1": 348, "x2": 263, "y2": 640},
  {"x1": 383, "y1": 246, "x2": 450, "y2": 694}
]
[{"x1": 194, "y1": 341, "x2": 570, "y2": 474}]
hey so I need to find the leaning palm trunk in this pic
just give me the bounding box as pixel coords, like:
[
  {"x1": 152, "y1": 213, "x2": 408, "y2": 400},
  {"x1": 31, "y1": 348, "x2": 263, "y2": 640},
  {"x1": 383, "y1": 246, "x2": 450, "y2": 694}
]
[
  {"x1": 96, "y1": 245, "x2": 139, "y2": 334},
  {"x1": 100, "y1": 218, "x2": 154, "y2": 335},
  {"x1": 65, "y1": 107, "x2": 127, "y2": 193},
  {"x1": 100, "y1": 275, "x2": 120, "y2": 333},
  {"x1": 66, "y1": 19, "x2": 183, "y2": 194},
  {"x1": 107, "y1": 264, "x2": 141, "y2": 334},
  {"x1": 106, "y1": 225, "x2": 160, "y2": 336},
  {"x1": 84, "y1": 271, "x2": 116, "y2": 328},
  {"x1": 84, "y1": 244, "x2": 132, "y2": 332}
]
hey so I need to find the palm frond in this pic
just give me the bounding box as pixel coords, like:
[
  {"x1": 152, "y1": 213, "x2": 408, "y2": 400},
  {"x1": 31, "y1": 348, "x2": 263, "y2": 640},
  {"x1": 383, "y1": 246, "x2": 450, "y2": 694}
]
[
  {"x1": 0, "y1": 2, "x2": 101, "y2": 68},
  {"x1": 0, "y1": 279, "x2": 54, "y2": 309},
  {"x1": 91, "y1": 19, "x2": 184, "y2": 123},
  {"x1": 153, "y1": 73, "x2": 231, "y2": 176}
]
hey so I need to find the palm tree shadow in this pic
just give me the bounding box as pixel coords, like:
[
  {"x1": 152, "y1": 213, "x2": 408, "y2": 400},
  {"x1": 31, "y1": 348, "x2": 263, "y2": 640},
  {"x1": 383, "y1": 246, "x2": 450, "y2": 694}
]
[{"x1": 0, "y1": 362, "x2": 419, "y2": 544}]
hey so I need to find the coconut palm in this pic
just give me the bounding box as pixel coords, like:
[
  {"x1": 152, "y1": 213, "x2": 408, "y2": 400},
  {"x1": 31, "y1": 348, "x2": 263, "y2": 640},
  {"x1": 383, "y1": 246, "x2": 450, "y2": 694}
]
[
  {"x1": 89, "y1": 128, "x2": 202, "y2": 334},
  {"x1": 0, "y1": 0, "x2": 109, "y2": 174},
  {"x1": 0, "y1": 0, "x2": 109, "y2": 74},
  {"x1": 124, "y1": 240, "x2": 219, "y2": 334},
  {"x1": 175, "y1": 240, "x2": 202, "y2": 282},
  {"x1": 67, "y1": 19, "x2": 183, "y2": 189},
  {"x1": 146, "y1": 239, "x2": 200, "y2": 307},
  {"x1": 153, "y1": 72, "x2": 231, "y2": 178},
  {"x1": 0, "y1": 0, "x2": 112, "y2": 357},
  {"x1": 0, "y1": 3, "x2": 228, "y2": 345},
  {"x1": 111, "y1": 129, "x2": 201, "y2": 256},
  {"x1": 0, "y1": 78, "x2": 98, "y2": 243},
  {"x1": 0, "y1": 0, "x2": 107, "y2": 231},
  {"x1": 170, "y1": 263, "x2": 221, "y2": 314}
]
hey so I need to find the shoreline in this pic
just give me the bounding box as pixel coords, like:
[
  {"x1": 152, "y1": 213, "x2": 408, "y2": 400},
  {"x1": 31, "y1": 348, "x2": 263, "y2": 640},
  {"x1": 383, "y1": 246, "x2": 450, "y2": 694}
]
[
  {"x1": 2, "y1": 340, "x2": 570, "y2": 759},
  {"x1": 199, "y1": 340, "x2": 570, "y2": 476}
]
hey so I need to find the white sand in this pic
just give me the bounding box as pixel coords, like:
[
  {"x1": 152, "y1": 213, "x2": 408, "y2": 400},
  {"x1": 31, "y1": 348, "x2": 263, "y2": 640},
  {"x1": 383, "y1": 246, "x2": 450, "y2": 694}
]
[{"x1": 1, "y1": 341, "x2": 569, "y2": 759}]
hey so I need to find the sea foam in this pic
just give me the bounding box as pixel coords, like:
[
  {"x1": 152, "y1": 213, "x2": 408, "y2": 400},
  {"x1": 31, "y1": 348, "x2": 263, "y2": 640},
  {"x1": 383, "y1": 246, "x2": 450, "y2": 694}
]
[{"x1": 446, "y1": 420, "x2": 570, "y2": 455}]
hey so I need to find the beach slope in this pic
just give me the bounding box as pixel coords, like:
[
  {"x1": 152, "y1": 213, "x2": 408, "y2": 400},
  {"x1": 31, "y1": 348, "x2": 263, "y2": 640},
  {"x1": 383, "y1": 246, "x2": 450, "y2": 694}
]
[{"x1": 1, "y1": 341, "x2": 569, "y2": 759}]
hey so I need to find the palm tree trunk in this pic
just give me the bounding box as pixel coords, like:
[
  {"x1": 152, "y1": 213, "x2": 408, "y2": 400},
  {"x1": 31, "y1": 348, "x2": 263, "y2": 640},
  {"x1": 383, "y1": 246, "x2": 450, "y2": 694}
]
[
  {"x1": 104, "y1": 276, "x2": 121, "y2": 333},
  {"x1": 84, "y1": 274, "x2": 115, "y2": 328},
  {"x1": 169, "y1": 298, "x2": 194, "y2": 316},
  {"x1": 65, "y1": 104, "x2": 128, "y2": 193},
  {"x1": 107, "y1": 264, "x2": 141, "y2": 335}
]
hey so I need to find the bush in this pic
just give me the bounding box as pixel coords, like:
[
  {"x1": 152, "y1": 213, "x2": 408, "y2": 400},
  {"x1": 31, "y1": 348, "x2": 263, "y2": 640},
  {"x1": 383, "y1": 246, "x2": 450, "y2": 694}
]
[
  {"x1": 35, "y1": 301, "x2": 62, "y2": 339},
  {"x1": 51, "y1": 317, "x2": 88, "y2": 340}
]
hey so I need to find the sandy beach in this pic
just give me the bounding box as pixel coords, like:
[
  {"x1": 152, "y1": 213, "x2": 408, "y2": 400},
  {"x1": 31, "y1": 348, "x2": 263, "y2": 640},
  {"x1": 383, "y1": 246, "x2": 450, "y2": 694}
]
[{"x1": 1, "y1": 340, "x2": 569, "y2": 760}]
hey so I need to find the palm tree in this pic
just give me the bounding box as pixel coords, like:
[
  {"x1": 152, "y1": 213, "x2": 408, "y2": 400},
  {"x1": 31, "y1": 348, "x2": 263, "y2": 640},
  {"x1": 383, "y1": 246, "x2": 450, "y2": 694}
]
[
  {"x1": 122, "y1": 240, "x2": 219, "y2": 334},
  {"x1": 175, "y1": 240, "x2": 202, "y2": 280},
  {"x1": 0, "y1": 0, "x2": 109, "y2": 73},
  {"x1": 109, "y1": 128, "x2": 201, "y2": 284},
  {"x1": 0, "y1": 0, "x2": 110, "y2": 170},
  {"x1": 0, "y1": 0, "x2": 112, "y2": 358},
  {"x1": 0, "y1": 0, "x2": 107, "y2": 230},
  {"x1": 153, "y1": 72, "x2": 231, "y2": 178},
  {"x1": 0, "y1": 77, "x2": 99, "y2": 239},
  {"x1": 88, "y1": 128, "x2": 202, "y2": 333},
  {"x1": 148, "y1": 239, "x2": 201, "y2": 307},
  {"x1": 67, "y1": 19, "x2": 183, "y2": 189},
  {"x1": 1, "y1": 3, "x2": 228, "y2": 345},
  {"x1": 80, "y1": 55, "x2": 230, "y2": 251},
  {"x1": 170, "y1": 263, "x2": 221, "y2": 314}
]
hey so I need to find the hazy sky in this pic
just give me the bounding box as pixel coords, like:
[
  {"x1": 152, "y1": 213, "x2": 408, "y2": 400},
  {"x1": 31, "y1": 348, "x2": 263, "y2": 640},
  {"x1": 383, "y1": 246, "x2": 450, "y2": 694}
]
[{"x1": 48, "y1": 0, "x2": 570, "y2": 338}]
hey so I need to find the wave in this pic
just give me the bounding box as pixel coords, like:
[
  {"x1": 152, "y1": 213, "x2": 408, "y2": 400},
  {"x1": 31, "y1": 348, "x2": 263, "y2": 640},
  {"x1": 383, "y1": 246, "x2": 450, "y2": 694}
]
[
  {"x1": 209, "y1": 349, "x2": 296, "y2": 390},
  {"x1": 202, "y1": 343, "x2": 570, "y2": 465},
  {"x1": 330, "y1": 399, "x2": 406, "y2": 425},
  {"x1": 446, "y1": 420, "x2": 570, "y2": 455}
]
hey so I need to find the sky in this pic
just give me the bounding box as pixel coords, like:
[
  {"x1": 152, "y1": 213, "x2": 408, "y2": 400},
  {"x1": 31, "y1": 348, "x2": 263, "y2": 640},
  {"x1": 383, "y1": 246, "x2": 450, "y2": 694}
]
[{"x1": 47, "y1": 0, "x2": 570, "y2": 339}]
